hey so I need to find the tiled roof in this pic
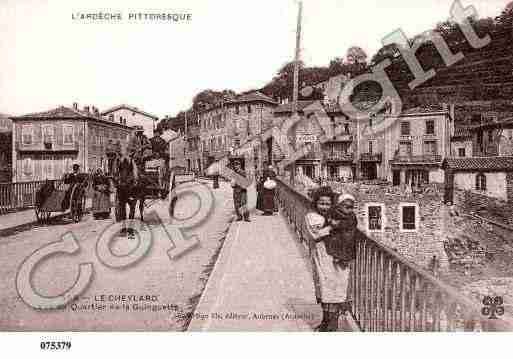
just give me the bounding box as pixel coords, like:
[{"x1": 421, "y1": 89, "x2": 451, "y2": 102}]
[
  {"x1": 232, "y1": 91, "x2": 277, "y2": 105},
  {"x1": 400, "y1": 104, "x2": 445, "y2": 115},
  {"x1": 443, "y1": 157, "x2": 513, "y2": 171},
  {"x1": 11, "y1": 106, "x2": 133, "y2": 129},
  {"x1": 274, "y1": 100, "x2": 317, "y2": 114},
  {"x1": 101, "y1": 104, "x2": 159, "y2": 120},
  {"x1": 11, "y1": 106, "x2": 92, "y2": 120}
]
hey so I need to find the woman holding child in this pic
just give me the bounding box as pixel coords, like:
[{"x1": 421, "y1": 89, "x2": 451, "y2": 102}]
[{"x1": 305, "y1": 186, "x2": 357, "y2": 332}]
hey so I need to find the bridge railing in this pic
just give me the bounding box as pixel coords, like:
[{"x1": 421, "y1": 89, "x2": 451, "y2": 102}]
[
  {"x1": 275, "y1": 178, "x2": 513, "y2": 332},
  {"x1": 0, "y1": 180, "x2": 63, "y2": 215}
]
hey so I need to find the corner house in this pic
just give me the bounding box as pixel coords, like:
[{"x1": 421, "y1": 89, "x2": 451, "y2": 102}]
[
  {"x1": 10, "y1": 104, "x2": 133, "y2": 182},
  {"x1": 443, "y1": 156, "x2": 513, "y2": 226}
]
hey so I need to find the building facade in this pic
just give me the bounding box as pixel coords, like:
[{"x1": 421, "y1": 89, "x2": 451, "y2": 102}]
[
  {"x1": 198, "y1": 92, "x2": 277, "y2": 178},
  {"x1": 444, "y1": 157, "x2": 513, "y2": 227},
  {"x1": 102, "y1": 104, "x2": 158, "y2": 138},
  {"x1": 450, "y1": 127, "x2": 473, "y2": 158},
  {"x1": 10, "y1": 105, "x2": 132, "y2": 182},
  {"x1": 359, "y1": 106, "x2": 453, "y2": 185}
]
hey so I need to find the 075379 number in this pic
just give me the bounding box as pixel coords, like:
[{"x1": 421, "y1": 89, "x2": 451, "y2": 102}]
[{"x1": 40, "y1": 341, "x2": 71, "y2": 350}]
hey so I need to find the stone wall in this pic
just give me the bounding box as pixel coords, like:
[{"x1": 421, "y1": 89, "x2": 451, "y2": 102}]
[
  {"x1": 336, "y1": 183, "x2": 449, "y2": 271},
  {"x1": 453, "y1": 173, "x2": 513, "y2": 227}
]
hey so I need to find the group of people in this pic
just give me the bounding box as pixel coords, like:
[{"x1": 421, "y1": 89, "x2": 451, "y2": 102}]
[
  {"x1": 59, "y1": 126, "x2": 155, "y2": 223},
  {"x1": 229, "y1": 162, "x2": 278, "y2": 222},
  {"x1": 228, "y1": 162, "x2": 358, "y2": 331}
]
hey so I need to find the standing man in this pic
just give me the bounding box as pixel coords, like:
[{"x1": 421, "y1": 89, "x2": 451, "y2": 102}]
[
  {"x1": 115, "y1": 147, "x2": 138, "y2": 222},
  {"x1": 62, "y1": 163, "x2": 87, "y2": 211},
  {"x1": 232, "y1": 160, "x2": 250, "y2": 222}
]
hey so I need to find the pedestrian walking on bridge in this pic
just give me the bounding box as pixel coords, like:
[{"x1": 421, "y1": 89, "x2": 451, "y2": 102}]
[{"x1": 231, "y1": 161, "x2": 250, "y2": 222}]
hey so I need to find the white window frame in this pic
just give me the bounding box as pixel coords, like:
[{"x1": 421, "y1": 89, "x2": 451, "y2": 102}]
[
  {"x1": 399, "y1": 203, "x2": 420, "y2": 233},
  {"x1": 63, "y1": 124, "x2": 74, "y2": 145},
  {"x1": 365, "y1": 203, "x2": 386, "y2": 233},
  {"x1": 22, "y1": 157, "x2": 33, "y2": 179},
  {"x1": 21, "y1": 125, "x2": 33, "y2": 145},
  {"x1": 42, "y1": 125, "x2": 54, "y2": 144}
]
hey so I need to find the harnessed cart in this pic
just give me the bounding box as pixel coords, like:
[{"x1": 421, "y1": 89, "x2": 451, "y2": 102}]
[{"x1": 34, "y1": 176, "x2": 88, "y2": 224}]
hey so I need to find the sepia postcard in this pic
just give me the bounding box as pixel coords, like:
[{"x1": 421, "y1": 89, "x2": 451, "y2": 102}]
[{"x1": 1, "y1": 0, "x2": 513, "y2": 346}]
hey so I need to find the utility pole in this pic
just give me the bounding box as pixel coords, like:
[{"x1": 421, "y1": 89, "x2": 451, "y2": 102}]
[{"x1": 291, "y1": 0, "x2": 302, "y2": 186}]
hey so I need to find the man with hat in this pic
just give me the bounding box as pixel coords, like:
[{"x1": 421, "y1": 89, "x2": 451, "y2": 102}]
[
  {"x1": 231, "y1": 160, "x2": 250, "y2": 222},
  {"x1": 61, "y1": 163, "x2": 88, "y2": 211}
]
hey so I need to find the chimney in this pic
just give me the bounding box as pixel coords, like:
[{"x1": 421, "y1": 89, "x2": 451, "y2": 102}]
[
  {"x1": 83, "y1": 106, "x2": 90, "y2": 114},
  {"x1": 73, "y1": 102, "x2": 78, "y2": 110},
  {"x1": 93, "y1": 107, "x2": 99, "y2": 117}
]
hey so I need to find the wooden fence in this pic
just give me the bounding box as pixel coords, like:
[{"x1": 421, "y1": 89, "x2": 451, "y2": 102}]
[{"x1": 0, "y1": 180, "x2": 62, "y2": 215}]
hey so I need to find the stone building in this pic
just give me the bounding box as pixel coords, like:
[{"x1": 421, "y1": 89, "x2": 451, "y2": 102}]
[
  {"x1": 10, "y1": 104, "x2": 132, "y2": 182},
  {"x1": 450, "y1": 126, "x2": 473, "y2": 158},
  {"x1": 198, "y1": 91, "x2": 277, "y2": 177},
  {"x1": 169, "y1": 132, "x2": 187, "y2": 172},
  {"x1": 339, "y1": 182, "x2": 449, "y2": 271},
  {"x1": 356, "y1": 105, "x2": 453, "y2": 184},
  {"x1": 102, "y1": 104, "x2": 158, "y2": 138},
  {"x1": 443, "y1": 157, "x2": 513, "y2": 227},
  {"x1": 272, "y1": 100, "x2": 357, "y2": 180},
  {"x1": 469, "y1": 118, "x2": 513, "y2": 157}
]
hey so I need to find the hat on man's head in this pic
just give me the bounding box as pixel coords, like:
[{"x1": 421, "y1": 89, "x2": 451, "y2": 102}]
[{"x1": 72, "y1": 164, "x2": 80, "y2": 171}]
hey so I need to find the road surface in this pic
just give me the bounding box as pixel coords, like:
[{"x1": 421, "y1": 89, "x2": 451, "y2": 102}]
[{"x1": 0, "y1": 180, "x2": 234, "y2": 331}]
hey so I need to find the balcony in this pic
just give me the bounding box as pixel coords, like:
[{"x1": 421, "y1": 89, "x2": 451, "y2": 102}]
[
  {"x1": 391, "y1": 154, "x2": 442, "y2": 165},
  {"x1": 324, "y1": 151, "x2": 354, "y2": 162},
  {"x1": 16, "y1": 141, "x2": 79, "y2": 154},
  {"x1": 360, "y1": 153, "x2": 382, "y2": 163},
  {"x1": 329, "y1": 134, "x2": 353, "y2": 142},
  {"x1": 297, "y1": 150, "x2": 323, "y2": 161}
]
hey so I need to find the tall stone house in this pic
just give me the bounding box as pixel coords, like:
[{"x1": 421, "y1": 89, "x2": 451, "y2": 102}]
[
  {"x1": 198, "y1": 91, "x2": 278, "y2": 177},
  {"x1": 10, "y1": 104, "x2": 133, "y2": 182},
  {"x1": 273, "y1": 100, "x2": 357, "y2": 180},
  {"x1": 102, "y1": 104, "x2": 158, "y2": 138}
]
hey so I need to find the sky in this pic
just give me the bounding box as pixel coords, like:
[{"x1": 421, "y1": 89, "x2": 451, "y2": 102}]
[{"x1": 0, "y1": 0, "x2": 509, "y2": 118}]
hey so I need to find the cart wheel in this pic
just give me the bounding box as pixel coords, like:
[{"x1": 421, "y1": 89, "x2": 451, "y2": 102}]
[
  {"x1": 43, "y1": 210, "x2": 51, "y2": 223},
  {"x1": 35, "y1": 206, "x2": 42, "y2": 223}
]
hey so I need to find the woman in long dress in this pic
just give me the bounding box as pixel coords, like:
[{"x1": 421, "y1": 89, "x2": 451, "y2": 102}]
[
  {"x1": 92, "y1": 168, "x2": 112, "y2": 219},
  {"x1": 260, "y1": 165, "x2": 277, "y2": 216},
  {"x1": 305, "y1": 186, "x2": 352, "y2": 332}
]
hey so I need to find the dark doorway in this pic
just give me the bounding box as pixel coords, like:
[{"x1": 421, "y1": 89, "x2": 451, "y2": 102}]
[
  {"x1": 328, "y1": 165, "x2": 337, "y2": 178},
  {"x1": 303, "y1": 165, "x2": 314, "y2": 179},
  {"x1": 362, "y1": 163, "x2": 377, "y2": 180},
  {"x1": 393, "y1": 170, "x2": 401, "y2": 186}
]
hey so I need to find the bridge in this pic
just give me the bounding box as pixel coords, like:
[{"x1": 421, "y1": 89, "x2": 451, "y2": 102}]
[
  {"x1": 0, "y1": 178, "x2": 512, "y2": 331},
  {"x1": 188, "y1": 178, "x2": 513, "y2": 332}
]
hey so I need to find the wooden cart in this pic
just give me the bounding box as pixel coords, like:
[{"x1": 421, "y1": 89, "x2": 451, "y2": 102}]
[{"x1": 34, "y1": 179, "x2": 87, "y2": 224}]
